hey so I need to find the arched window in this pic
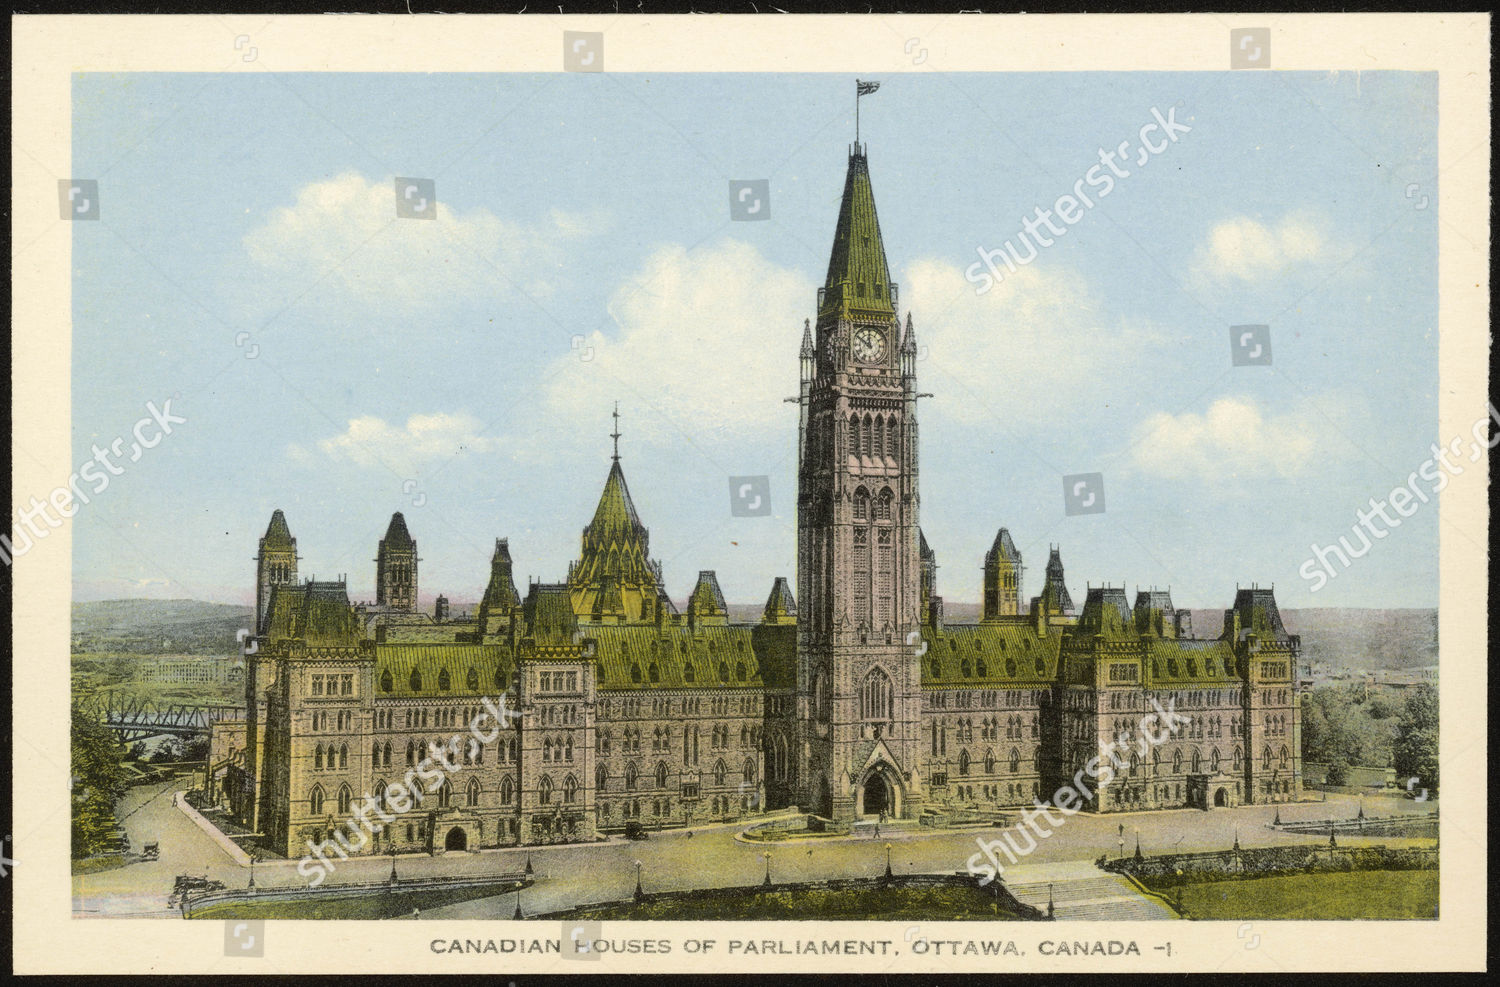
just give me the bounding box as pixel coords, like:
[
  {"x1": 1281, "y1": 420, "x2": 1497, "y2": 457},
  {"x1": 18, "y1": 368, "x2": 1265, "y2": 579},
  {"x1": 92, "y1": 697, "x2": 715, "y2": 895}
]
[
  {"x1": 861, "y1": 414, "x2": 873, "y2": 457},
  {"x1": 1279, "y1": 746, "x2": 1289, "y2": 770},
  {"x1": 656, "y1": 762, "x2": 669, "y2": 789},
  {"x1": 372, "y1": 741, "x2": 381, "y2": 765},
  {"x1": 500, "y1": 775, "x2": 514, "y2": 805},
  {"x1": 309, "y1": 784, "x2": 325, "y2": 815},
  {"x1": 409, "y1": 669, "x2": 422, "y2": 692},
  {"x1": 1262, "y1": 746, "x2": 1273, "y2": 770},
  {"x1": 1173, "y1": 748, "x2": 1183, "y2": 773},
  {"x1": 466, "y1": 667, "x2": 479, "y2": 690},
  {"x1": 1191, "y1": 748, "x2": 1201, "y2": 773},
  {"x1": 744, "y1": 757, "x2": 757, "y2": 785},
  {"x1": 684, "y1": 662, "x2": 696, "y2": 683},
  {"x1": 848, "y1": 415, "x2": 859, "y2": 456},
  {"x1": 1008, "y1": 748, "x2": 1020, "y2": 773},
  {"x1": 337, "y1": 784, "x2": 352, "y2": 814},
  {"x1": 648, "y1": 663, "x2": 660, "y2": 683},
  {"x1": 959, "y1": 749, "x2": 971, "y2": 776},
  {"x1": 853, "y1": 487, "x2": 870, "y2": 521},
  {"x1": 630, "y1": 663, "x2": 642, "y2": 683},
  {"x1": 339, "y1": 744, "x2": 348, "y2": 768},
  {"x1": 314, "y1": 744, "x2": 324, "y2": 770},
  {"x1": 383, "y1": 741, "x2": 392, "y2": 767},
  {"x1": 714, "y1": 760, "x2": 727, "y2": 786},
  {"x1": 960, "y1": 658, "x2": 972, "y2": 678},
  {"x1": 596, "y1": 764, "x2": 609, "y2": 789},
  {"x1": 625, "y1": 762, "x2": 639, "y2": 791},
  {"x1": 1233, "y1": 746, "x2": 1242, "y2": 771},
  {"x1": 873, "y1": 415, "x2": 884, "y2": 456},
  {"x1": 438, "y1": 668, "x2": 451, "y2": 691},
  {"x1": 719, "y1": 661, "x2": 730, "y2": 681},
  {"x1": 976, "y1": 657, "x2": 988, "y2": 677},
  {"x1": 538, "y1": 775, "x2": 553, "y2": 805},
  {"x1": 1211, "y1": 747, "x2": 1221, "y2": 772},
  {"x1": 860, "y1": 667, "x2": 894, "y2": 721},
  {"x1": 564, "y1": 774, "x2": 578, "y2": 803},
  {"x1": 466, "y1": 778, "x2": 480, "y2": 807},
  {"x1": 876, "y1": 488, "x2": 893, "y2": 521},
  {"x1": 380, "y1": 670, "x2": 393, "y2": 693},
  {"x1": 984, "y1": 749, "x2": 996, "y2": 774}
]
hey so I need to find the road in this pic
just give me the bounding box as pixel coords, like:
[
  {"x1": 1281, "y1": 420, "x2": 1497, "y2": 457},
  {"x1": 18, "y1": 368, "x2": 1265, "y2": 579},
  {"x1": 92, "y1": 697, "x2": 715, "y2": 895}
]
[{"x1": 73, "y1": 787, "x2": 1436, "y2": 919}]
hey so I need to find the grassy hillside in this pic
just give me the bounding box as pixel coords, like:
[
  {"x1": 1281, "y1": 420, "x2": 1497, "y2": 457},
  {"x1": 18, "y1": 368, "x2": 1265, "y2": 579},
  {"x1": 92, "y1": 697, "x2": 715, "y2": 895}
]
[{"x1": 71, "y1": 599, "x2": 254, "y2": 655}]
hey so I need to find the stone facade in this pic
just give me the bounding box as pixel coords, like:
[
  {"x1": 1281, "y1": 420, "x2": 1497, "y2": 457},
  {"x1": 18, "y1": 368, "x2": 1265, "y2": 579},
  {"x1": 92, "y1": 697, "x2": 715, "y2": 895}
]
[{"x1": 216, "y1": 141, "x2": 1301, "y2": 858}]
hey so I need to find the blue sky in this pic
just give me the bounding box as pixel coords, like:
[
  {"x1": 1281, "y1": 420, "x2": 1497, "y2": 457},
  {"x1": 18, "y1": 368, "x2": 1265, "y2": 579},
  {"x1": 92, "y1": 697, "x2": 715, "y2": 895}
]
[{"x1": 70, "y1": 70, "x2": 1439, "y2": 610}]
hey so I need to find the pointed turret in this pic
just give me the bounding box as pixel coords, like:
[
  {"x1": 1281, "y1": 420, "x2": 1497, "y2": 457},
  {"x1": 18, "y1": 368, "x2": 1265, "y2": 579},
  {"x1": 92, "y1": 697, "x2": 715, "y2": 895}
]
[
  {"x1": 568, "y1": 415, "x2": 666, "y2": 621},
  {"x1": 687, "y1": 570, "x2": 728, "y2": 628},
  {"x1": 983, "y1": 527, "x2": 1024, "y2": 619},
  {"x1": 375, "y1": 512, "x2": 418, "y2": 611},
  {"x1": 762, "y1": 576, "x2": 798, "y2": 625},
  {"x1": 256, "y1": 509, "x2": 299, "y2": 634},
  {"x1": 1036, "y1": 545, "x2": 1074, "y2": 616},
  {"x1": 820, "y1": 146, "x2": 896, "y2": 319}
]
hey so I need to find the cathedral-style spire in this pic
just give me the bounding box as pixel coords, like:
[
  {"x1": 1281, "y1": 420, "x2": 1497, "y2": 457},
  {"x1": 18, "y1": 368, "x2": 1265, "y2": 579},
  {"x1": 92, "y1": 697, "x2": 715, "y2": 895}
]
[
  {"x1": 821, "y1": 146, "x2": 895, "y2": 318},
  {"x1": 569, "y1": 432, "x2": 664, "y2": 622},
  {"x1": 263, "y1": 509, "x2": 294, "y2": 547}
]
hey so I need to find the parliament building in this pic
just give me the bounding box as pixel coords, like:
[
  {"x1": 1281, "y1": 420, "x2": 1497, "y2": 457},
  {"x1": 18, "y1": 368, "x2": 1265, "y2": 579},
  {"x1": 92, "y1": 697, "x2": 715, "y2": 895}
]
[{"x1": 213, "y1": 142, "x2": 1302, "y2": 857}]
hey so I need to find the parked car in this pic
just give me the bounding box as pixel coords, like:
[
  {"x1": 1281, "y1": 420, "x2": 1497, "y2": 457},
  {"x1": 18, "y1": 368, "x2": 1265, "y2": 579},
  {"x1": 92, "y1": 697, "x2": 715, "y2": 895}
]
[
  {"x1": 624, "y1": 821, "x2": 650, "y2": 841},
  {"x1": 140, "y1": 842, "x2": 159, "y2": 861}
]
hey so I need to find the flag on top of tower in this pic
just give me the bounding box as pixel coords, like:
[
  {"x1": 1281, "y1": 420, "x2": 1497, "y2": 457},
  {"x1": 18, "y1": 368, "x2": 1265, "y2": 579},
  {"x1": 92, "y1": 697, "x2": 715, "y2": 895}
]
[{"x1": 856, "y1": 79, "x2": 880, "y2": 96}]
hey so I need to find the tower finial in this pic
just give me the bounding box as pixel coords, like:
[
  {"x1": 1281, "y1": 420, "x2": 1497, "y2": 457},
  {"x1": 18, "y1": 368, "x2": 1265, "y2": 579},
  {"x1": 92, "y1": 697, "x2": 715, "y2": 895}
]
[{"x1": 610, "y1": 402, "x2": 622, "y2": 463}]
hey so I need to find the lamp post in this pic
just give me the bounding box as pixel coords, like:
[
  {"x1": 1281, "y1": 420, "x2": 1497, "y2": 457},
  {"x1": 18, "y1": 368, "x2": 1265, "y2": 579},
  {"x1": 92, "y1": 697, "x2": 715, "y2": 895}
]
[
  {"x1": 884, "y1": 842, "x2": 893, "y2": 880},
  {"x1": 389, "y1": 844, "x2": 398, "y2": 884},
  {"x1": 1134, "y1": 827, "x2": 1142, "y2": 863},
  {"x1": 633, "y1": 859, "x2": 644, "y2": 902},
  {"x1": 763, "y1": 851, "x2": 772, "y2": 887},
  {"x1": 1047, "y1": 883, "x2": 1055, "y2": 919},
  {"x1": 1118, "y1": 824, "x2": 1125, "y2": 863},
  {"x1": 512, "y1": 887, "x2": 523, "y2": 920},
  {"x1": 247, "y1": 853, "x2": 256, "y2": 890}
]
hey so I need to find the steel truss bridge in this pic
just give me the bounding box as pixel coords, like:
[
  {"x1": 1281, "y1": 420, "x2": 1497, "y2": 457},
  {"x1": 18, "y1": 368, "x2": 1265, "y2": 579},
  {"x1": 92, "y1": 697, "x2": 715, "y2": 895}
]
[{"x1": 77, "y1": 694, "x2": 244, "y2": 741}]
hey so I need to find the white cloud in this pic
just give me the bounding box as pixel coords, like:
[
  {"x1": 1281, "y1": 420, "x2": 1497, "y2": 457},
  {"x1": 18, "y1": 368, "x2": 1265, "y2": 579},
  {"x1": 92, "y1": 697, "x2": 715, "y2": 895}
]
[
  {"x1": 1192, "y1": 212, "x2": 1329, "y2": 283},
  {"x1": 901, "y1": 258, "x2": 1168, "y2": 425},
  {"x1": 542, "y1": 238, "x2": 815, "y2": 441},
  {"x1": 243, "y1": 172, "x2": 598, "y2": 311},
  {"x1": 1128, "y1": 396, "x2": 1318, "y2": 481},
  {"x1": 294, "y1": 411, "x2": 506, "y2": 476}
]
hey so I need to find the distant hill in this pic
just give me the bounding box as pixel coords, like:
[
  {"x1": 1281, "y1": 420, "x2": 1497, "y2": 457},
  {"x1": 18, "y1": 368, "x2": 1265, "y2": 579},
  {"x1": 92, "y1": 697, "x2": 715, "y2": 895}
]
[
  {"x1": 74, "y1": 599, "x2": 1438, "y2": 672},
  {"x1": 71, "y1": 599, "x2": 254, "y2": 655}
]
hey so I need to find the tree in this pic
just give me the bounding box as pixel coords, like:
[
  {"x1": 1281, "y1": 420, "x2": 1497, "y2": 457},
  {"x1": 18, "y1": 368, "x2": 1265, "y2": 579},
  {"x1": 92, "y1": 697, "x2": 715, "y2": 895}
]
[
  {"x1": 1393, "y1": 684, "x2": 1439, "y2": 795},
  {"x1": 71, "y1": 706, "x2": 128, "y2": 858}
]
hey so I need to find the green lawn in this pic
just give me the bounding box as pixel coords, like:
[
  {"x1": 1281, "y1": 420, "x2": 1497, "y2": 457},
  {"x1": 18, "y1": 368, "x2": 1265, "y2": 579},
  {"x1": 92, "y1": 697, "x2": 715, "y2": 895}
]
[
  {"x1": 186, "y1": 882, "x2": 524, "y2": 920},
  {"x1": 1170, "y1": 870, "x2": 1438, "y2": 920}
]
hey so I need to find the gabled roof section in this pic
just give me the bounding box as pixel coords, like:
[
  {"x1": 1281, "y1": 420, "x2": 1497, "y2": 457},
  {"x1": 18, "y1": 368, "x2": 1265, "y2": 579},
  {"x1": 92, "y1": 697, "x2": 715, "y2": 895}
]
[
  {"x1": 523, "y1": 582, "x2": 578, "y2": 647},
  {"x1": 262, "y1": 509, "x2": 294, "y2": 549},
  {"x1": 762, "y1": 577, "x2": 797, "y2": 625},
  {"x1": 821, "y1": 147, "x2": 895, "y2": 319},
  {"x1": 265, "y1": 580, "x2": 362, "y2": 647},
  {"x1": 1077, "y1": 586, "x2": 1134, "y2": 638},
  {"x1": 1230, "y1": 587, "x2": 1291, "y2": 643},
  {"x1": 382, "y1": 512, "x2": 414, "y2": 549}
]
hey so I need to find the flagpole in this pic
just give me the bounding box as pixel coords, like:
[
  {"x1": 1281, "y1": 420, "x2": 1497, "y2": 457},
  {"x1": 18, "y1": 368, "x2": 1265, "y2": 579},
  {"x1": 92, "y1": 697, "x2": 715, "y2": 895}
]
[{"x1": 855, "y1": 81, "x2": 860, "y2": 148}]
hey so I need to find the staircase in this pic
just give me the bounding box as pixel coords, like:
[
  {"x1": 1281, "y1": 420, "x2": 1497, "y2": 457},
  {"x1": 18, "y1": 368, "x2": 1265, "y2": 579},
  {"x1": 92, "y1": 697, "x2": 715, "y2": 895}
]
[{"x1": 1000, "y1": 861, "x2": 1177, "y2": 921}]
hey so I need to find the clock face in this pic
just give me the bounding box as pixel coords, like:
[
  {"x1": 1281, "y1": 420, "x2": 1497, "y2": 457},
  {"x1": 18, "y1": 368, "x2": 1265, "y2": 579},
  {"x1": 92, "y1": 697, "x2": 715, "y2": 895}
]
[{"x1": 852, "y1": 327, "x2": 887, "y2": 364}]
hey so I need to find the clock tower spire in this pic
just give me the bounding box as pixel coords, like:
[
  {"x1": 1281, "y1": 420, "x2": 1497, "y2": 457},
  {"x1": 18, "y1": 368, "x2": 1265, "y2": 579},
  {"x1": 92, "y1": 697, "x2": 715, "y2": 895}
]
[{"x1": 795, "y1": 142, "x2": 924, "y2": 822}]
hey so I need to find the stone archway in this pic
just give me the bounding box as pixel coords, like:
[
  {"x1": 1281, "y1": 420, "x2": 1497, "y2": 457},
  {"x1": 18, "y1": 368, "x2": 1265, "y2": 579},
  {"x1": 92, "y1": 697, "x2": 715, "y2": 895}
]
[
  {"x1": 444, "y1": 826, "x2": 468, "y2": 852},
  {"x1": 1214, "y1": 787, "x2": 1228, "y2": 808},
  {"x1": 855, "y1": 763, "x2": 903, "y2": 819}
]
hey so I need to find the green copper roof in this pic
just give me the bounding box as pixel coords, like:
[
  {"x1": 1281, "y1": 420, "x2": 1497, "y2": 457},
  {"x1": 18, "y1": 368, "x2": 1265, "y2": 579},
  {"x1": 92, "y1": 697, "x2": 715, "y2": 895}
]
[
  {"x1": 588, "y1": 623, "x2": 797, "y2": 691},
  {"x1": 822, "y1": 148, "x2": 895, "y2": 318},
  {"x1": 262, "y1": 509, "x2": 294, "y2": 548},
  {"x1": 918, "y1": 622, "x2": 1061, "y2": 686}
]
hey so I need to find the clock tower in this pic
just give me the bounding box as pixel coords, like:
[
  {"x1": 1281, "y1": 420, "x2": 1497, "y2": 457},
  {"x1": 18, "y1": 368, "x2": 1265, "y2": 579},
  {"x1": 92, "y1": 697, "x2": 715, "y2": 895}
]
[{"x1": 795, "y1": 143, "x2": 925, "y2": 821}]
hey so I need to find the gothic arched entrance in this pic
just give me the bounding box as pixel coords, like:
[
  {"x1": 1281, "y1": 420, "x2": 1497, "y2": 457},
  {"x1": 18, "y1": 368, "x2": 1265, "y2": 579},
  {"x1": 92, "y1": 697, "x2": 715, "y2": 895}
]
[
  {"x1": 1214, "y1": 787, "x2": 1228, "y2": 808},
  {"x1": 444, "y1": 826, "x2": 468, "y2": 852},
  {"x1": 855, "y1": 763, "x2": 903, "y2": 818}
]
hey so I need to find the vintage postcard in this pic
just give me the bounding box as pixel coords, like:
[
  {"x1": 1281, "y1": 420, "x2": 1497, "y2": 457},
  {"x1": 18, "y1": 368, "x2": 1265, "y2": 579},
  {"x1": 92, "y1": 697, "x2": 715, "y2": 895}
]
[{"x1": 11, "y1": 10, "x2": 1489, "y2": 975}]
